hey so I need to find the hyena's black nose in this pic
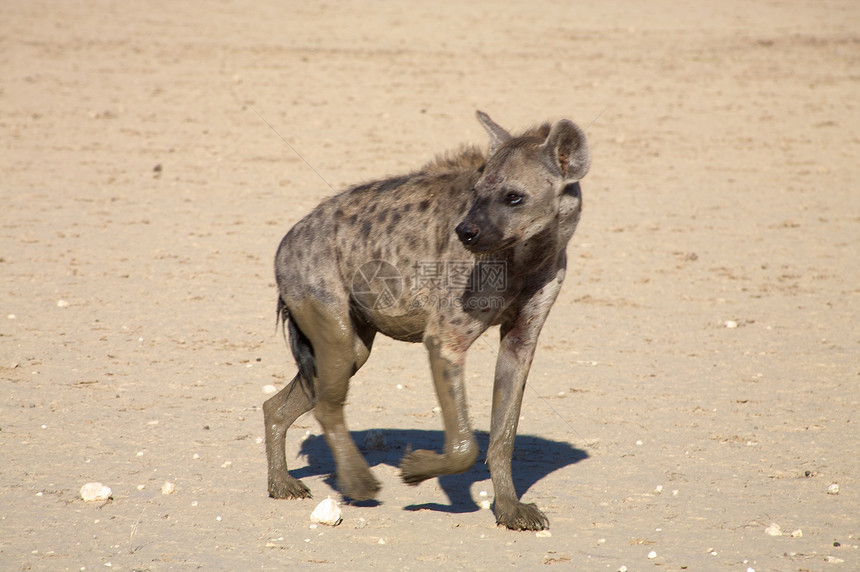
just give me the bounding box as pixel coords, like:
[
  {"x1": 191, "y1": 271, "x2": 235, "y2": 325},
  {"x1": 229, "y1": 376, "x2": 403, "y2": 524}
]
[{"x1": 455, "y1": 221, "x2": 481, "y2": 246}]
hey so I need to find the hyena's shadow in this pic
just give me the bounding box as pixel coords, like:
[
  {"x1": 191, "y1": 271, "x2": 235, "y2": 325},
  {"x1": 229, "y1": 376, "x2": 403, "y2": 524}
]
[{"x1": 294, "y1": 429, "x2": 589, "y2": 514}]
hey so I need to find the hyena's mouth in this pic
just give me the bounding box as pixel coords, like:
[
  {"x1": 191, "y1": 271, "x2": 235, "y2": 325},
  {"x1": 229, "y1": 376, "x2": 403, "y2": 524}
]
[{"x1": 461, "y1": 235, "x2": 519, "y2": 253}]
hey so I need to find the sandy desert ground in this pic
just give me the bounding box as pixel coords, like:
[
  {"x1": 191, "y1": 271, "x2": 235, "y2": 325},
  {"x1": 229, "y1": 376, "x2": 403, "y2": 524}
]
[{"x1": 1, "y1": 0, "x2": 858, "y2": 570}]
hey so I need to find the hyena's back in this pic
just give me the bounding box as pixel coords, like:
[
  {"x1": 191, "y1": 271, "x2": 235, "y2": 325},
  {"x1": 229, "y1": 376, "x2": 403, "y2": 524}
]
[{"x1": 274, "y1": 146, "x2": 486, "y2": 338}]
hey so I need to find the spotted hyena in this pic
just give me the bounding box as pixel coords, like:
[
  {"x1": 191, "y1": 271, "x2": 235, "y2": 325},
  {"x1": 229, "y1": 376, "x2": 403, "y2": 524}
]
[{"x1": 263, "y1": 111, "x2": 590, "y2": 530}]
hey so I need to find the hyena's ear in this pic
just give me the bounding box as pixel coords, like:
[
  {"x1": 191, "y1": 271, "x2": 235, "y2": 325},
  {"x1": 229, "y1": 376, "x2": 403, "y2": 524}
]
[
  {"x1": 540, "y1": 119, "x2": 590, "y2": 181},
  {"x1": 476, "y1": 110, "x2": 511, "y2": 154}
]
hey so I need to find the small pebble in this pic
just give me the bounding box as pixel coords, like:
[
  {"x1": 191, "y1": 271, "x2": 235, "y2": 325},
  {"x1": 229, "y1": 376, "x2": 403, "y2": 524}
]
[
  {"x1": 655, "y1": 485, "x2": 663, "y2": 494},
  {"x1": 827, "y1": 483, "x2": 839, "y2": 495},
  {"x1": 791, "y1": 529, "x2": 803, "y2": 538},
  {"x1": 310, "y1": 496, "x2": 342, "y2": 526},
  {"x1": 262, "y1": 385, "x2": 277, "y2": 394},
  {"x1": 80, "y1": 483, "x2": 112, "y2": 502},
  {"x1": 647, "y1": 550, "x2": 657, "y2": 559},
  {"x1": 724, "y1": 320, "x2": 738, "y2": 328},
  {"x1": 57, "y1": 300, "x2": 69, "y2": 308},
  {"x1": 161, "y1": 481, "x2": 175, "y2": 495},
  {"x1": 619, "y1": 567, "x2": 628, "y2": 572},
  {"x1": 536, "y1": 530, "x2": 552, "y2": 538},
  {"x1": 765, "y1": 523, "x2": 782, "y2": 536},
  {"x1": 479, "y1": 500, "x2": 491, "y2": 509},
  {"x1": 221, "y1": 460, "x2": 232, "y2": 468}
]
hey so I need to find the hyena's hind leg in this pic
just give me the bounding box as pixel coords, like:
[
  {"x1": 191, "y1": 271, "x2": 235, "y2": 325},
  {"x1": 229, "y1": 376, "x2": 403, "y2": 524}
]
[
  {"x1": 264, "y1": 373, "x2": 315, "y2": 498},
  {"x1": 308, "y1": 313, "x2": 380, "y2": 501},
  {"x1": 267, "y1": 294, "x2": 380, "y2": 502},
  {"x1": 264, "y1": 301, "x2": 317, "y2": 498}
]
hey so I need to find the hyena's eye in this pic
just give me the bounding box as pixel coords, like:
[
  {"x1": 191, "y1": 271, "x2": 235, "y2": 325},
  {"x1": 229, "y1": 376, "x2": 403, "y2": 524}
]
[{"x1": 503, "y1": 192, "x2": 524, "y2": 206}]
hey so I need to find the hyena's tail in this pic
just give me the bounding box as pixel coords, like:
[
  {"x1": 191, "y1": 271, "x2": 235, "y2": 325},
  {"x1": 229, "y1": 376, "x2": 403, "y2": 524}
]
[{"x1": 276, "y1": 296, "x2": 316, "y2": 399}]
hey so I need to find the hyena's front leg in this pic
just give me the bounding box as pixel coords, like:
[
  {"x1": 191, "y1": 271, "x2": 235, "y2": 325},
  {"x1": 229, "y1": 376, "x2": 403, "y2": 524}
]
[
  {"x1": 400, "y1": 334, "x2": 479, "y2": 484},
  {"x1": 488, "y1": 278, "x2": 562, "y2": 530}
]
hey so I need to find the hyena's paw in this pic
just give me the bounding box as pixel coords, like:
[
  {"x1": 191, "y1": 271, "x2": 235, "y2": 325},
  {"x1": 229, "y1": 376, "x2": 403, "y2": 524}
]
[
  {"x1": 494, "y1": 499, "x2": 549, "y2": 531},
  {"x1": 268, "y1": 475, "x2": 312, "y2": 500},
  {"x1": 336, "y1": 467, "x2": 381, "y2": 502},
  {"x1": 399, "y1": 449, "x2": 441, "y2": 486}
]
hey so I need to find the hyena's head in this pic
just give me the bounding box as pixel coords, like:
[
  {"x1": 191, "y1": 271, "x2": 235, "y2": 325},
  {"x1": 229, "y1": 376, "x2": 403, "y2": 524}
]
[{"x1": 455, "y1": 111, "x2": 590, "y2": 252}]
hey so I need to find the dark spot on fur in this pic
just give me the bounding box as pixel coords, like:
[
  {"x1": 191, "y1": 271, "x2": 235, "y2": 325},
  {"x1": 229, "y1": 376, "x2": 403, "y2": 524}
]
[
  {"x1": 308, "y1": 284, "x2": 331, "y2": 305},
  {"x1": 377, "y1": 209, "x2": 389, "y2": 224},
  {"x1": 391, "y1": 210, "x2": 402, "y2": 224},
  {"x1": 360, "y1": 220, "x2": 372, "y2": 240},
  {"x1": 418, "y1": 199, "x2": 431, "y2": 212},
  {"x1": 402, "y1": 203, "x2": 412, "y2": 213}
]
